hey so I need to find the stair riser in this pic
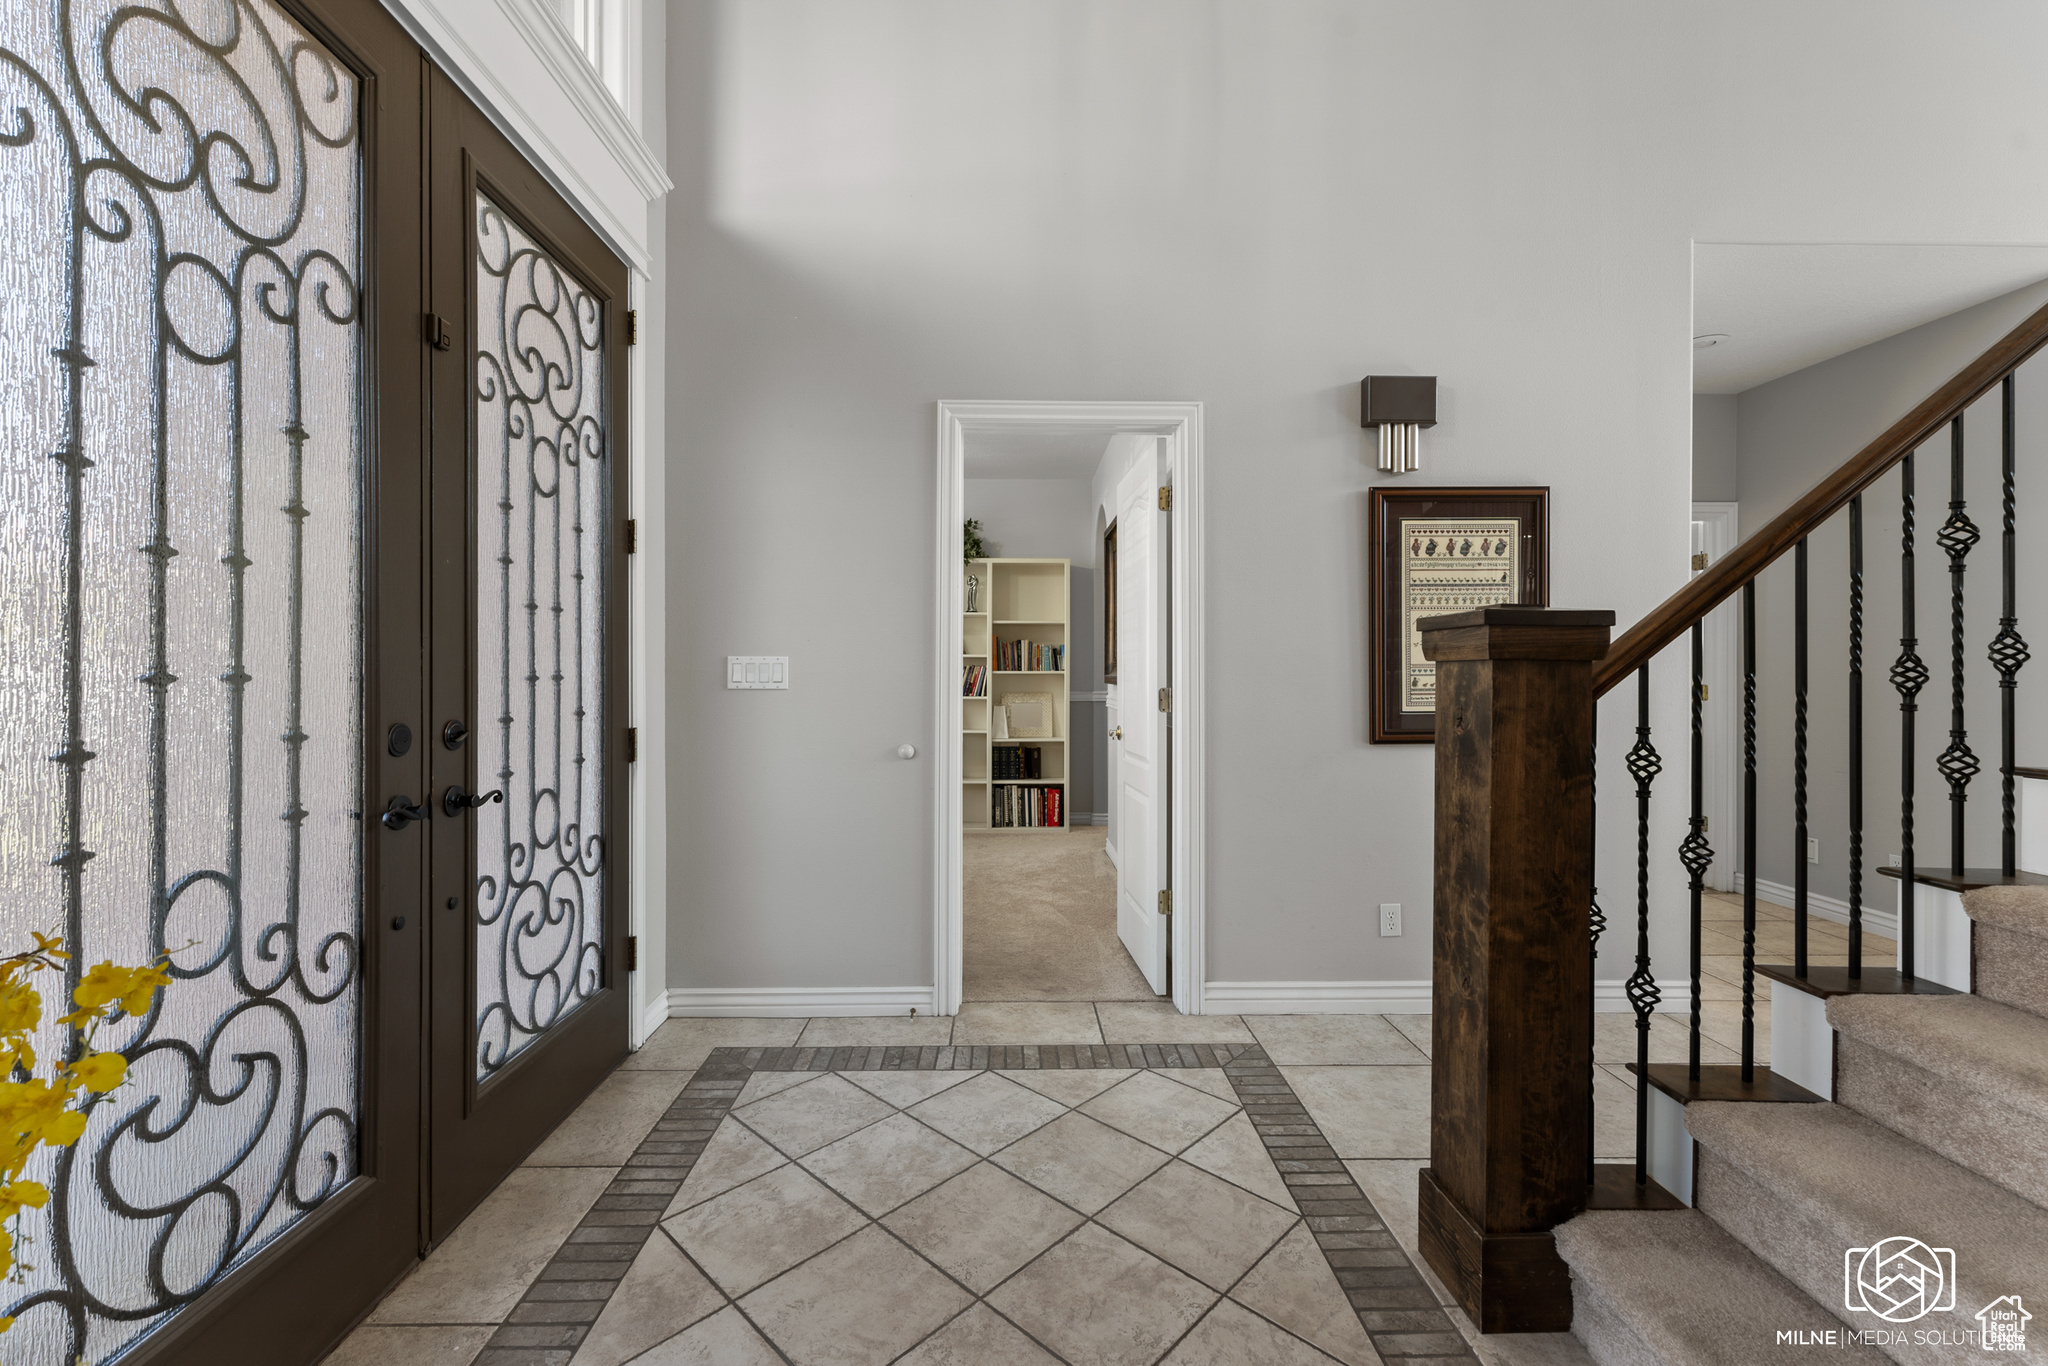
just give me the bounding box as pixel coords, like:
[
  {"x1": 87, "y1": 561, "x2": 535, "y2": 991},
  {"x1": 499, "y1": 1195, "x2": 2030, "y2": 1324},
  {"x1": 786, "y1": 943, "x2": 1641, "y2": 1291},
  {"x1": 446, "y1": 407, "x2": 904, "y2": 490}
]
[
  {"x1": 1569, "y1": 1283, "x2": 1662, "y2": 1366},
  {"x1": 1974, "y1": 923, "x2": 2048, "y2": 1020},
  {"x1": 1834, "y1": 1036, "x2": 2048, "y2": 1213},
  {"x1": 1695, "y1": 1150, "x2": 1976, "y2": 1366}
]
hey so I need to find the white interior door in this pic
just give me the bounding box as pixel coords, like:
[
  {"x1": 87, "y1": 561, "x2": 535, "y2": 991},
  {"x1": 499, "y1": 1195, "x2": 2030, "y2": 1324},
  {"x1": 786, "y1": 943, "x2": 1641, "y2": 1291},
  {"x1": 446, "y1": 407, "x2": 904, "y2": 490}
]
[{"x1": 1115, "y1": 443, "x2": 1168, "y2": 994}]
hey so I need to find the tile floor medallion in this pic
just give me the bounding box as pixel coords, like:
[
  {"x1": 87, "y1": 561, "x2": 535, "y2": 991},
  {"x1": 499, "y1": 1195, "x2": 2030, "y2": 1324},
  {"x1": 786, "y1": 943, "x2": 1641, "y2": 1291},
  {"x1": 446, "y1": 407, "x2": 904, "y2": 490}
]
[{"x1": 454, "y1": 1042, "x2": 1474, "y2": 1366}]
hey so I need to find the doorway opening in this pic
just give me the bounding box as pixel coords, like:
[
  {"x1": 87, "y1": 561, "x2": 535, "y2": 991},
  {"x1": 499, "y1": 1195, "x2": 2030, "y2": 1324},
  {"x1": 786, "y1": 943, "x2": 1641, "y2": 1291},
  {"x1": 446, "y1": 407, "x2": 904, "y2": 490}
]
[{"x1": 934, "y1": 403, "x2": 1206, "y2": 1017}]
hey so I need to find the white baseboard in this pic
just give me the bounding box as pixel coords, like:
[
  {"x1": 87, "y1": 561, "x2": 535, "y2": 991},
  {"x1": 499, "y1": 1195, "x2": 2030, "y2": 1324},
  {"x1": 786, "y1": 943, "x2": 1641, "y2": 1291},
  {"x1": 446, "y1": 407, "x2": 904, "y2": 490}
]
[
  {"x1": 1201, "y1": 981, "x2": 1431, "y2": 1014},
  {"x1": 1068, "y1": 812, "x2": 1108, "y2": 827},
  {"x1": 637, "y1": 991, "x2": 670, "y2": 1042},
  {"x1": 666, "y1": 986, "x2": 936, "y2": 1018},
  {"x1": 1734, "y1": 874, "x2": 1900, "y2": 940}
]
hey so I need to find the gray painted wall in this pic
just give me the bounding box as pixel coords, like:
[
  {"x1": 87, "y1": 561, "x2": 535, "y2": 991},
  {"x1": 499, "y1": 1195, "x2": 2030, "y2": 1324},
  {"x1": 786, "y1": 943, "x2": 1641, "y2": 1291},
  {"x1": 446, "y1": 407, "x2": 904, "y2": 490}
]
[
  {"x1": 1733, "y1": 281, "x2": 2048, "y2": 899},
  {"x1": 1693, "y1": 396, "x2": 1739, "y2": 502},
  {"x1": 663, "y1": 0, "x2": 2048, "y2": 994}
]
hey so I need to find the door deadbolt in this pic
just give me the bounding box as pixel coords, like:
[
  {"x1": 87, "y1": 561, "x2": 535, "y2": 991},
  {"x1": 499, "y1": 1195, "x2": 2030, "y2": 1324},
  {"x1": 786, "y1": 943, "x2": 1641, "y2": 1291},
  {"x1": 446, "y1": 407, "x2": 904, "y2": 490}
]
[
  {"x1": 443, "y1": 785, "x2": 504, "y2": 818},
  {"x1": 442, "y1": 719, "x2": 470, "y2": 749}
]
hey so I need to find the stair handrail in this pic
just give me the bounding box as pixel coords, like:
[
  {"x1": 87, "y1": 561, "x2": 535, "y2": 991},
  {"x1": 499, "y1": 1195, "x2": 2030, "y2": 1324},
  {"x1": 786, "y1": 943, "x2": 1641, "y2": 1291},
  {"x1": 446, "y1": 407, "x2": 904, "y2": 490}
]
[{"x1": 1594, "y1": 297, "x2": 2048, "y2": 697}]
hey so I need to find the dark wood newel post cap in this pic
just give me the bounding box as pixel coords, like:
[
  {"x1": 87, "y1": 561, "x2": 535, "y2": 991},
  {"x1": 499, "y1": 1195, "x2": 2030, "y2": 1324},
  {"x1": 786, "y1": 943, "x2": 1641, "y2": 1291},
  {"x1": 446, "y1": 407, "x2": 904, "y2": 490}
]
[{"x1": 1418, "y1": 607, "x2": 1615, "y2": 664}]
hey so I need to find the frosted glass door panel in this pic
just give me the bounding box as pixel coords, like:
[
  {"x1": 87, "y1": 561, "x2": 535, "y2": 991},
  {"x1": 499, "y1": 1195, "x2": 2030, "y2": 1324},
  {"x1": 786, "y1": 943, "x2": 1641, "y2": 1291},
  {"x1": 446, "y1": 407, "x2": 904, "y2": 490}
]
[
  {"x1": 0, "y1": 2, "x2": 364, "y2": 1361},
  {"x1": 473, "y1": 197, "x2": 608, "y2": 1078}
]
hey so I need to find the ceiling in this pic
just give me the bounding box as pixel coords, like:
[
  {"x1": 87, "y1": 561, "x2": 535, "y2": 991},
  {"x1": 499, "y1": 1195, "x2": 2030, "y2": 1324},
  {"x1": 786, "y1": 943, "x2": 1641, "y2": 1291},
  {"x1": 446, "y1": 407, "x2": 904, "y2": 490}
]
[
  {"x1": 964, "y1": 424, "x2": 1154, "y2": 480},
  {"x1": 1692, "y1": 243, "x2": 2048, "y2": 394}
]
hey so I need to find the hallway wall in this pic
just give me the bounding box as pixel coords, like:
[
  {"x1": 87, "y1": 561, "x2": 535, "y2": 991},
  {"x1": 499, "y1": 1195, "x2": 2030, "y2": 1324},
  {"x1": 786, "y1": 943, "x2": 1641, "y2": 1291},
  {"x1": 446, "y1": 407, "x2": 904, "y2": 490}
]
[{"x1": 662, "y1": 0, "x2": 2048, "y2": 1004}]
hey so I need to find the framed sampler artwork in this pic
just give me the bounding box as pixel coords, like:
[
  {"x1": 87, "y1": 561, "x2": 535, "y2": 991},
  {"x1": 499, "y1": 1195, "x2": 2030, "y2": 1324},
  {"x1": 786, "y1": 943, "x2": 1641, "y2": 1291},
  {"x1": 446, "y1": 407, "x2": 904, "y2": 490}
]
[{"x1": 1368, "y1": 486, "x2": 1549, "y2": 743}]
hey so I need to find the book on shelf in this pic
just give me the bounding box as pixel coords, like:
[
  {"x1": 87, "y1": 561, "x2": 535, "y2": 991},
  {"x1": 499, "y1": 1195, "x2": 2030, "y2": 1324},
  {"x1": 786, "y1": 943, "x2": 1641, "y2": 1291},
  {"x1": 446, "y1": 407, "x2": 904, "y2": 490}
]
[
  {"x1": 990, "y1": 783, "x2": 1062, "y2": 828},
  {"x1": 961, "y1": 663, "x2": 988, "y2": 697},
  {"x1": 991, "y1": 745, "x2": 1043, "y2": 779},
  {"x1": 994, "y1": 639, "x2": 1064, "y2": 672}
]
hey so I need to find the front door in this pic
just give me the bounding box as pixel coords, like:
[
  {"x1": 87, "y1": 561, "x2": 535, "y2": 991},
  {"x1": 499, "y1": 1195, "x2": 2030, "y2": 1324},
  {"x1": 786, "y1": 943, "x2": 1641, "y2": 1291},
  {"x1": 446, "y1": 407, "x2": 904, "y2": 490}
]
[
  {"x1": 1114, "y1": 442, "x2": 1169, "y2": 994},
  {"x1": 421, "y1": 70, "x2": 631, "y2": 1237},
  {"x1": 0, "y1": 1, "x2": 628, "y2": 1359},
  {"x1": 0, "y1": 0, "x2": 427, "y2": 1360}
]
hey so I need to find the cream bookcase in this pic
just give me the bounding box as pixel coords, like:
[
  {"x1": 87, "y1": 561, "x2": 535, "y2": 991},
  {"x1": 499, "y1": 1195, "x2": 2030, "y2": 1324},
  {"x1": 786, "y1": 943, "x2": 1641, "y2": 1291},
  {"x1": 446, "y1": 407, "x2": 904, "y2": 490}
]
[{"x1": 962, "y1": 557, "x2": 1070, "y2": 831}]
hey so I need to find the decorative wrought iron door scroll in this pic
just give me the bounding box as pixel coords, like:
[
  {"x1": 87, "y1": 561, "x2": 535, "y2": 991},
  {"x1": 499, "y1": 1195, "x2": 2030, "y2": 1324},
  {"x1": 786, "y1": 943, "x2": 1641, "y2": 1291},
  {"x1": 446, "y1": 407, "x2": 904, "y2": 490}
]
[
  {"x1": 0, "y1": 2, "x2": 365, "y2": 1361},
  {"x1": 471, "y1": 196, "x2": 608, "y2": 1078}
]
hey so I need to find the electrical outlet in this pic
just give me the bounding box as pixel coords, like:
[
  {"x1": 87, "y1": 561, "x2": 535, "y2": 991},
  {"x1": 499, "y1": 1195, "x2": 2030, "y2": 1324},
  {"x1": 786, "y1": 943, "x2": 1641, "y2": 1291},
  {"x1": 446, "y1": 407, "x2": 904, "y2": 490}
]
[
  {"x1": 1807, "y1": 837, "x2": 1820, "y2": 865},
  {"x1": 1379, "y1": 903, "x2": 1402, "y2": 937}
]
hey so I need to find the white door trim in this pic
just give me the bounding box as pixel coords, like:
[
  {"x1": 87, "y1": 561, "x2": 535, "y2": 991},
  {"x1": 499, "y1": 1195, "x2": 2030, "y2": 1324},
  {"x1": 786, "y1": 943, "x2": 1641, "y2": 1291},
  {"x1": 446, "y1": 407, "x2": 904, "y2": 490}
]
[{"x1": 934, "y1": 401, "x2": 1206, "y2": 1016}]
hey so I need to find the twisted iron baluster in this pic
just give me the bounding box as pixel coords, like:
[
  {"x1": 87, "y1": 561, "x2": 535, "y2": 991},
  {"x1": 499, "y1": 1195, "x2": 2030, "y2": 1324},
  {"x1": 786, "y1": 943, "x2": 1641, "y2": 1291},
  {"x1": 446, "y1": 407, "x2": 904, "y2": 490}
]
[
  {"x1": 1626, "y1": 666, "x2": 1662, "y2": 1186},
  {"x1": 1936, "y1": 416, "x2": 1981, "y2": 875},
  {"x1": 1794, "y1": 537, "x2": 1809, "y2": 977},
  {"x1": 1991, "y1": 375, "x2": 2030, "y2": 876},
  {"x1": 1849, "y1": 495, "x2": 1865, "y2": 978},
  {"x1": 1893, "y1": 454, "x2": 1927, "y2": 980},
  {"x1": 1742, "y1": 581, "x2": 1758, "y2": 1080},
  {"x1": 1679, "y1": 622, "x2": 1713, "y2": 1080}
]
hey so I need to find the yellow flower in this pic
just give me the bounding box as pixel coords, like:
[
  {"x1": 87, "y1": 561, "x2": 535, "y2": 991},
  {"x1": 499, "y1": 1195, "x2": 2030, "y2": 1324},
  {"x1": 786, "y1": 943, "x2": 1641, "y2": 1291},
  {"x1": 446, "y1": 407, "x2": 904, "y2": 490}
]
[
  {"x1": 120, "y1": 963, "x2": 172, "y2": 1017},
  {"x1": 72, "y1": 962, "x2": 135, "y2": 1012},
  {"x1": 72, "y1": 1053, "x2": 125, "y2": 1094},
  {"x1": 0, "y1": 981, "x2": 41, "y2": 1036},
  {"x1": 0, "y1": 1182, "x2": 48, "y2": 1221},
  {"x1": 40, "y1": 1111, "x2": 85, "y2": 1148},
  {"x1": 28, "y1": 930, "x2": 67, "y2": 958}
]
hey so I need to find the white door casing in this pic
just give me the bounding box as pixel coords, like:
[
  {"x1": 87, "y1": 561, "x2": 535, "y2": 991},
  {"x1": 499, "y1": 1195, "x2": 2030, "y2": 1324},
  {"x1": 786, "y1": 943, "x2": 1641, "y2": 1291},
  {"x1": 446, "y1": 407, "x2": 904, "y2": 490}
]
[
  {"x1": 932, "y1": 401, "x2": 1204, "y2": 1016},
  {"x1": 1115, "y1": 442, "x2": 1168, "y2": 994}
]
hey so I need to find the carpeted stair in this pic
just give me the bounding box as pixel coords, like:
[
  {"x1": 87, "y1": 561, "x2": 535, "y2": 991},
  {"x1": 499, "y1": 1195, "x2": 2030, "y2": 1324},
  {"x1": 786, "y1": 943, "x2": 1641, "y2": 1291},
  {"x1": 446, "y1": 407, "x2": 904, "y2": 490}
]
[{"x1": 1554, "y1": 884, "x2": 2048, "y2": 1365}]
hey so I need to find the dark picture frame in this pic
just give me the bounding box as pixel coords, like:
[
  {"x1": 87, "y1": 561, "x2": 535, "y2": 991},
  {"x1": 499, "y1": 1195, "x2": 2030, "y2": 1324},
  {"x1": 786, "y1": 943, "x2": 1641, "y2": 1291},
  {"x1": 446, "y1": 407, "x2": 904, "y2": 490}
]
[
  {"x1": 1103, "y1": 520, "x2": 1118, "y2": 683},
  {"x1": 1368, "y1": 486, "x2": 1549, "y2": 743}
]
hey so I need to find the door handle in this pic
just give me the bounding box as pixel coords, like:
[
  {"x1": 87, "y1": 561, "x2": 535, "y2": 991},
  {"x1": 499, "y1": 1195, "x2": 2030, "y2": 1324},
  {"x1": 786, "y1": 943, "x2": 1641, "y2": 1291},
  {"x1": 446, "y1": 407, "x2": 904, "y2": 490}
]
[
  {"x1": 442, "y1": 785, "x2": 504, "y2": 818},
  {"x1": 1112, "y1": 726, "x2": 1123, "y2": 740},
  {"x1": 381, "y1": 796, "x2": 428, "y2": 831}
]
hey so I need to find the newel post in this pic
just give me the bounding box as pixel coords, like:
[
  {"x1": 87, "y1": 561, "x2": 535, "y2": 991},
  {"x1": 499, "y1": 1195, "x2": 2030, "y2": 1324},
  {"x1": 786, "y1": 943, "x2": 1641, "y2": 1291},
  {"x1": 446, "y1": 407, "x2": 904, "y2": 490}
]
[{"x1": 1415, "y1": 606, "x2": 1615, "y2": 1334}]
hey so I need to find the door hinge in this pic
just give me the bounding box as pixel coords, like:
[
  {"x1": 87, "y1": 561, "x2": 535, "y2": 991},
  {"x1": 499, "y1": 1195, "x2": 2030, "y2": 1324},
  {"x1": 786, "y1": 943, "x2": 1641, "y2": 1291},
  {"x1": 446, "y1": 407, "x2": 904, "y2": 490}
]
[
  {"x1": 1158, "y1": 889, "x2": 1171, "y2": 915},
  {"x1": 1690, "y1": 551, "x2": 1709, "y2": 571},
  {"x1": 425, "y1": 312, "x2": 453, "y2": 351},
  {"x1": 1158, "y1": 687, "x2": 1170, "y2": 712},
  {"x1": 624, "y1": 309, "x2": 638, "y2": 346},
  {"x1": 1158, "y1": 486, "x2": 1172, "y2": 511},
  {"x1": 625, "y1": 935, "x2": 638, "y2": 972},
  {"x1": 624, "y1": 518, "x2": 638, "y2": 554},
  {"x1": 624, "y1": 727, "x2": 638, "y2": 762}
]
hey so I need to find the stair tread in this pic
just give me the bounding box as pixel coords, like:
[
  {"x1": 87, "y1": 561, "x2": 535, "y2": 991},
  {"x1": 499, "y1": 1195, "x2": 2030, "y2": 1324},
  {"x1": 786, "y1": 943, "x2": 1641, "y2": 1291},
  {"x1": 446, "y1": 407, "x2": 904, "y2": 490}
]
[
  {"x1": 1687, "y1": 1102, "x2": 2048, "y2": 1330},
  {"x1": 1962, "y1": 884, "x2": 2048, "y2": 940},
  {"x1": 1555, "y1": 1209, "x2": 1887, "y2": 1364},
  {"x1": 1827, "y1": 993, "x2": 2048, "y2": 1123}
]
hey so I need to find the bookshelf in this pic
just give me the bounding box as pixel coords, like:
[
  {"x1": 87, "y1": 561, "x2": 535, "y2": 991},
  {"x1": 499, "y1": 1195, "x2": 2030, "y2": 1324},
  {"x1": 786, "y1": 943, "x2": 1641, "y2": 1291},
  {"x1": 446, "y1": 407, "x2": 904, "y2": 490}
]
[{"x1": 962, "y1": 557, "x2": 1069, "y2": 831}]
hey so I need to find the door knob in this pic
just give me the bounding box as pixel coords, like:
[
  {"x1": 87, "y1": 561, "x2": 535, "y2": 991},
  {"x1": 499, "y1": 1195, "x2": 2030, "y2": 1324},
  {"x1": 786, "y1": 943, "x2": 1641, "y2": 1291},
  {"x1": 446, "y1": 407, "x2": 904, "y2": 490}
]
[
  {"x1": 443, "y1": 785, "x2": 504, "y2": 818},
  {"x1": 381, "y1": 796, "x2": 428, "y2": 831},
  {"x1": 1112, "y1": 726, "x2": 1123, "y2": 740}
]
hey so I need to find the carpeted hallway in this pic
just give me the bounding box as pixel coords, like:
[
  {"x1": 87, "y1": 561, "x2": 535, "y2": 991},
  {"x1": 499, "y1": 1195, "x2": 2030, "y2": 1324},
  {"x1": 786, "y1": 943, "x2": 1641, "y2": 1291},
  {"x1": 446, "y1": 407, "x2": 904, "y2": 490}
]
[{"x1": 964, "y1": 829, "x2": 1159, "y2": 1002}]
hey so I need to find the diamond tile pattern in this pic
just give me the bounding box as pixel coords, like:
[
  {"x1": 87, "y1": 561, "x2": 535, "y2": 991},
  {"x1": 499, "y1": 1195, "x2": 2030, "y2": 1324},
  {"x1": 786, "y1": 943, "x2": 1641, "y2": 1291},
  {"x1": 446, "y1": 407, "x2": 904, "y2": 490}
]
[{"x1": 448, "y1": 1042, "x2": 1477, "y2": 1366}]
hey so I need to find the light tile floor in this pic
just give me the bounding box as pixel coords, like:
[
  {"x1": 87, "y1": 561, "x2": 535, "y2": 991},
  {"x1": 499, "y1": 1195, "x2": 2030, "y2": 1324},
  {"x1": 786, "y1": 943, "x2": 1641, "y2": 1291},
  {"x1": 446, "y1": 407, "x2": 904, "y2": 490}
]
[{"x1": 329, "y1": 893, "x2": 1866, "y2": 1366}]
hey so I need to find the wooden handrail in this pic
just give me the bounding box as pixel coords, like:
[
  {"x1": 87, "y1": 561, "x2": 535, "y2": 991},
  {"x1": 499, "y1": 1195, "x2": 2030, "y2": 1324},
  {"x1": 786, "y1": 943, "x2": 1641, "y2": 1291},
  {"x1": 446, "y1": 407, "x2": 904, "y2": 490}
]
[{"x1": 1593, "y1": 297, "x2": 2048, "y2": 697}]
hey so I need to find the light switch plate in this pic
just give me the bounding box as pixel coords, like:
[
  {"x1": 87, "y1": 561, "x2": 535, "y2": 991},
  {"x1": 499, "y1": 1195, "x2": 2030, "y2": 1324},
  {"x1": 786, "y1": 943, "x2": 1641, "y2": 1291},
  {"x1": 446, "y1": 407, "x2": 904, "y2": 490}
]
[{"x1": 727, "y1": 656, "x2": 789, "y2": 689}]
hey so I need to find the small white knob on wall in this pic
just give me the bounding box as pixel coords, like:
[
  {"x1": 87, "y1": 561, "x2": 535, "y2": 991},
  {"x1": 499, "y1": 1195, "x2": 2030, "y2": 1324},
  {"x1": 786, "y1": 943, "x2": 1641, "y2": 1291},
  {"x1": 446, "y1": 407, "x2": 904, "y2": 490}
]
[{"x1": 897, "y1": 744, "x2": 917, "y2": 760}]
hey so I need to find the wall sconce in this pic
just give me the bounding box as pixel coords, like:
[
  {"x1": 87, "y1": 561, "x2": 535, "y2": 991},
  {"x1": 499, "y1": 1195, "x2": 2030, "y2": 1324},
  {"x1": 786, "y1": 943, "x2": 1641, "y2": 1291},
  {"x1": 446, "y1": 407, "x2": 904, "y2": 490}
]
[{"x1": 1360, "y1": 375, "x2": 1437, "y2": 474}]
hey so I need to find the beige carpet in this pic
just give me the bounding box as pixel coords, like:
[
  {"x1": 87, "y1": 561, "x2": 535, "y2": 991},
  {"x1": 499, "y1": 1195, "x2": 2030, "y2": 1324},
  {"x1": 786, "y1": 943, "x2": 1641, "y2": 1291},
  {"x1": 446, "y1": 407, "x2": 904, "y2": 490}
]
[{"x1": 963, "y1": 829, "x2": 1158, "y2": 1002}]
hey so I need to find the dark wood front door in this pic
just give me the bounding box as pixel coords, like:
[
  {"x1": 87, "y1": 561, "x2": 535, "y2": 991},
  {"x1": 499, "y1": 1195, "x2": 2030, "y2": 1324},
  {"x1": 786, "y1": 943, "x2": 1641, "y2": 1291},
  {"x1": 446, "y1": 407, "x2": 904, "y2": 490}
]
[
  {"x1": 420, "y1": 67, "x2": 632, "y2": 1241},
  {"x1": 0, "y1": 0, "x2": 627, "y2": 1360}
]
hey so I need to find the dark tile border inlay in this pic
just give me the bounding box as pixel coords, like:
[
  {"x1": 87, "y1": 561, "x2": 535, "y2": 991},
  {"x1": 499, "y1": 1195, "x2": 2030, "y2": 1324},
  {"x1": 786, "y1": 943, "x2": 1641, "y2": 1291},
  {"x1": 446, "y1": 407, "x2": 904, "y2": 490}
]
[{"x1": 474, "y1": 1042, "x2": 1478, "y2": 1366}]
